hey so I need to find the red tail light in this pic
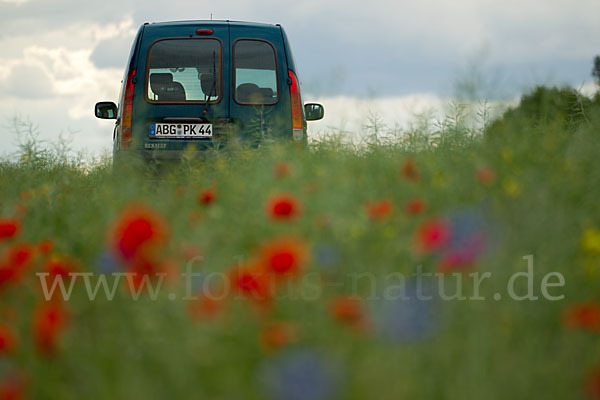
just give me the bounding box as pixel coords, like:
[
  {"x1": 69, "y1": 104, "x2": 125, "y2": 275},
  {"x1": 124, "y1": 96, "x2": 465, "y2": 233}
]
[
  {"x1": 121, "y1": 69, "x2": 135, "y2": 149},
  {"x1": 288, "y1": 70, "x2": 303, "y2": 142}
]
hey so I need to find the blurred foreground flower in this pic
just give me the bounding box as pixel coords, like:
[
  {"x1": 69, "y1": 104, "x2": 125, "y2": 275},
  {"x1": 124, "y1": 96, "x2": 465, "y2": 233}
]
[
  {"x1": 267, "y1": 194, "x2": 301, "y2": 221},
  {"x1": 502, "y1": 177, "x2": 521, "y2": 197},
  {"x1": 365, "y1": 199, "x2": 393, "y2": 221},
  {"x1": 111, "y1": 204, "x2": 168, "y2": 262},
  {"x1": 374, "y1": 281, "x2": 437, "y2": 342},
  {"x1": 37, "y1": 239, "x2": 54, "y2": 255},
  {"x1": 188, "y1": 294, "x2": 222, "y2": 321},
  {"x1": 415, "y1": 218, "x2": 451, "y2": 253},
  {"x1": 0, "y1": 219, "x2": 20, "y2": 241},
  {"x1": 476, "y1": 166, "x2": 496, "y2": 185},
  {"x1": 404, "y1": 198, "x2": 426, "y2": 215},
  {"x1": 261, "y1": 322, "x2": 298, "y2": 352},
  {"x1": 0, "y1": 370, "x2": 26, "y2": 400},
  {"x1": 33, "y1": 303, "x2": 68, "y2": 355},
  {"x1": 258, "y1": 350, "x2": 341, "y2": 400},
  {"x1": 95, "y1": 250, "x2": 121, "y2": 273},
  {"x1": 437, "y1": 210, "x2": 489, "y2": 272},
  {"x1": 259, "y1": 237, "x2": 309, "y2": 280},
  {"x1": 43, "y1": 255, "x2": 76, "y2": 278},
  {"x1": 564, "y1": 302, "x2": 600, "y2": 332},
  {"x1": 414, "y1": 208, "x2": 490, "y2": 272},
  {"x1": 585, "y1": 367, "x2": 600, "y2": 399},
  {"x1": 230, "y1": 265, "x2": 272, "y2": 307},
  {"x1": 329, "y1": 296, "x2": 367, "y2": 331},
  {"x1": 197, "y1": 187, "x2": 217, "y2": 205},
  {"x1": 400, "y1": 157, "x2": 419, "y2": 182},
  {"x1": 0, "y1": 243, "x2": 34, "y2": 290},
  {"x1": 0, "y1": 324, "x2": 17, "y2": 355},
  {"x1": 109, "y1": 204, "x2": 173, "y2": 294},
  {"x1": 582, "y1": 229, "x2": 600, "y2": 255},
  {"x1": 274, "y1": 162, "x2": 292, "y2": 179},
  {"x1": 313, "y1": 244, "x2": 339, "y2": 269}
]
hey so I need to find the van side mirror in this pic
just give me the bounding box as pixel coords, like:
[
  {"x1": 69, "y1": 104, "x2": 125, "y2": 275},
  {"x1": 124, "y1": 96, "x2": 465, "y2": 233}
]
[
  {"x1": 95, "y1": 102, "x2": 118, "y2": 119},
  {"x1": 304, "y1": 103, "x2": 324, "y2": 121}
]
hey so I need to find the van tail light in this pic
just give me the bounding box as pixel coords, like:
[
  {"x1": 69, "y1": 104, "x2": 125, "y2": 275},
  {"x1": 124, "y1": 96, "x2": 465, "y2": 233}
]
[
  {"x1": 288, "y1": 70, "x2": 303, "y2": 142},
  {"x1": 121, "y1": 69, "x2": 135, "y2": 149}
]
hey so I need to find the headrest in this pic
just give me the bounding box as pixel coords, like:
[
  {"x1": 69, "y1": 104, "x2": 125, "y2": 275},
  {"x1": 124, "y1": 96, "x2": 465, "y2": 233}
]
[
  {"x1": 201, "y1": 73, "x2": 216, "y2": 96},
  {"x1": 236, "y1": 83, "x2": 260, "y2": 102},
  {"x1": 150, "y1": 73, "x2": 174, "y2": 92}
]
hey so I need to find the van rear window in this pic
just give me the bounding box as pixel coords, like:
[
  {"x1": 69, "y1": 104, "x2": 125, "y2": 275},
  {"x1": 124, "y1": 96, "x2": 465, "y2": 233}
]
[
  {"x1": 233, "y1": 40, "x2": 278, "y2": 105},
  {"x1": 146, "y1": 39, "x2": 221, "y2": 103}
]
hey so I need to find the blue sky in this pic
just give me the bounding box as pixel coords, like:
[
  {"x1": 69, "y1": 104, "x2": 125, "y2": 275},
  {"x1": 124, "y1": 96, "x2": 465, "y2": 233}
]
[{"x1": 0, "y1": 0, "x2": 598, "y2": 157}]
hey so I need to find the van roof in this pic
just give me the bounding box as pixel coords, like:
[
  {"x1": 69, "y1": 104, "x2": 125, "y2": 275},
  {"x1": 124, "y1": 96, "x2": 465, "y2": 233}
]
[{"x1": 146, "y1": 20, "x2": 281, "y2": 30}]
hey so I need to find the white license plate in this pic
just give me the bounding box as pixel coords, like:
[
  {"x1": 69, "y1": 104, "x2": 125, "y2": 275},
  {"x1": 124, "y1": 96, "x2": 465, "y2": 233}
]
[{"x1": 149, "y1": 123, "x2": 212, "y2": 138}]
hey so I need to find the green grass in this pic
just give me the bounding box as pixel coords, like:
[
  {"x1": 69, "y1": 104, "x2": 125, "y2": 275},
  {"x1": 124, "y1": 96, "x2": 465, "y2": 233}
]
[{"x1": 1, "y1": 87, "x2": 600, "y2": 399}]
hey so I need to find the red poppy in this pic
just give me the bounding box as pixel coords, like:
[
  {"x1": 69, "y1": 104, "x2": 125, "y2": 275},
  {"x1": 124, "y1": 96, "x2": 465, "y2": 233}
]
[
  {"x1": 405, "y1": 198, "x2": 427, "y2": 215},
  {"x1": 415, "y1": 218, "x2": 451, "y2": 253},
  {"x1": 18, "y1": 192, "x2": 31, "y2": 201},
  {"x1": 437, "y1": 250, "x2": 475, "y2": 272},
  {"x1": 585, "y1": 366, "x2": 600, "y2": 399},
  {"x1": 258, "y1": 237, "x2": 308, "y2": 279},
  {"x1": 0, "y1": 219, "x2": 20, "y2": 241},
  {"x1": 230, "y1": 265, "x2": 272, "y2": 306},
  {"x1": 123, "y1": 254, "x2": 170, "y2": 294},
  {"x1": 198, "y1": 187, "x2": 217, "y2": 205},
  {"x1": 267, "y1": 194, "x2": 301, "y2": 220},
  {"x1": 33, "y1": 303, "x2": 68, "y2": 355},
  {"x1": 366, "y1": 199, "x2": 393, "y2": 221},
  {"x1": 38, "y1": 256, "x2": 78, "y2": 300},
  {"x1": 188, "y1": 295, "x2": 222, "y2": 321},
  {"x1": 260, "y1": 322, "x2": 298, "y2": 352},
  {"x1": 7, "y1": 244, "x2": 33, "y2": 269},
  {"x1": 400, "y1": 158, "x2": 419, "y2": 182},
  {"x1": 37, "y1": 239, "x2": 54, "y2": 255},
  {"x1": 0, "y1": 244, "x2": 34, "y2": 290},
  {"x1": 273, "y1": 162, "x2": 292, "y2": 179},
  {"x1": 44, "y1": 256, "x2": 76, "y2": 277},
  {"x1": 0, "y1": 324, "x2": 17, "y2": 355},
  {"x1": 564, "y1": 302, "x2": 600, "y2": 332},
  {"x1": 477, "y1": 167, "x2": 496, "y2": 185},
  {"x1": 329, "y1": 296, "x2": 366, "y2": 330},
  {"x1": 0, "y1": 372, "x2": 26, "y2": 400},
  {"x1": 111, "y1": 205, "x2": 168, "y2": 262}
]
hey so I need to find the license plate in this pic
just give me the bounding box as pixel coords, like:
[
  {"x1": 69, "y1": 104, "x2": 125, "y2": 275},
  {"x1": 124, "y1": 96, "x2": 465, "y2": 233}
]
[{"x1": 149, "y1": 123, "x2": 212, "y2": 138}]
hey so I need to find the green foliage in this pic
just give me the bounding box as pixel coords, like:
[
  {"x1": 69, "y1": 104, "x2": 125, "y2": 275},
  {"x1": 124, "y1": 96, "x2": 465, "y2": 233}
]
[
  {"x1": 593, "y1": 55, "x2": 600, "y2": 86},
  {"x1": 1, "y1": 87, "x2": 600, "y2": 399}
]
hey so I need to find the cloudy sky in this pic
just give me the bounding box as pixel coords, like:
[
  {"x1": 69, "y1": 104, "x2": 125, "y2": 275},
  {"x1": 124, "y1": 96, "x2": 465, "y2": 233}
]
[{"x1": 0, "y1": 0, "x2": 598, "y2": 158}]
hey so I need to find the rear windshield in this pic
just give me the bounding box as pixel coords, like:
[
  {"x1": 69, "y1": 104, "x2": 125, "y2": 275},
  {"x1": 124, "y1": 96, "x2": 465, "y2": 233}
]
[
  {"x1": 146, "y1": 39, "x2": 221, "y2": 102},
  {"x1": 233, "y1": 40, "x2": 278, "y2": 105}
]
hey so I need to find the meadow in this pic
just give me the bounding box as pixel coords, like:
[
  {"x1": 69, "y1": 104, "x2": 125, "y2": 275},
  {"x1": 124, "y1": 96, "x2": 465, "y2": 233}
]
[{"x1": 1, "y1": 86, "x2": 600, "y2": 399}]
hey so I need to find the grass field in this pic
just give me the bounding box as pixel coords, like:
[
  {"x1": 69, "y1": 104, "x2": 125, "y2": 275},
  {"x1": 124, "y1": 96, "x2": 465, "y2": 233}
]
[{"x1": 1, "y1": 86, "x2": 600, "y2": 399}]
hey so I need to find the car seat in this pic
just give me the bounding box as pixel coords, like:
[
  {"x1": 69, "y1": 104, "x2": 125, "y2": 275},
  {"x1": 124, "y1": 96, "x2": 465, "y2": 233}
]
[{"x1": 150, "y1": 73, "x2": 186, "y2": 101}]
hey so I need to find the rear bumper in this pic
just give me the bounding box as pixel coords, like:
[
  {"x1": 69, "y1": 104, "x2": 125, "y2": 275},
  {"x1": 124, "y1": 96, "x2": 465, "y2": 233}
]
[{"x1": 140, "y1": 150, "x2": 208, "y2": 160}]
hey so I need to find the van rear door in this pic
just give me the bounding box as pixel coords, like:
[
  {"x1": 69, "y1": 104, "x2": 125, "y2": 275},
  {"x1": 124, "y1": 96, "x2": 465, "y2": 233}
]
[
  {"x1": 133, "y1": 22, "x2": 231, "y2": 155},
  {"x1": 229, "y1": 23, "x2": 291, "y2": 143}
]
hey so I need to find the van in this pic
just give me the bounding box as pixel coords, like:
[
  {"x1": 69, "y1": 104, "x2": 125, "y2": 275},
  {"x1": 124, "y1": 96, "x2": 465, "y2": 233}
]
[{"x1": 94, "y1": 20, "x2": 324, "y2": 159}]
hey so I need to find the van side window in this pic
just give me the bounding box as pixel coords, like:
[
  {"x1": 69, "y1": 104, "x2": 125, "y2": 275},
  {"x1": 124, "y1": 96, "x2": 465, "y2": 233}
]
[
  {"x1": 233, "y1": 40, "x2": 278, "y2": 105},
  {"x1": 146, "y1": 39, "x2": 221, "y2": 102}
]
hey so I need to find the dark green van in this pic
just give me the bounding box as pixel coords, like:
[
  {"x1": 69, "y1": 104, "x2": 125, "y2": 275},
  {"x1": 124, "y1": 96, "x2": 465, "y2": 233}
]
[{"x1": 94, "y1": 20, "x2": 324, "y2": 159}]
